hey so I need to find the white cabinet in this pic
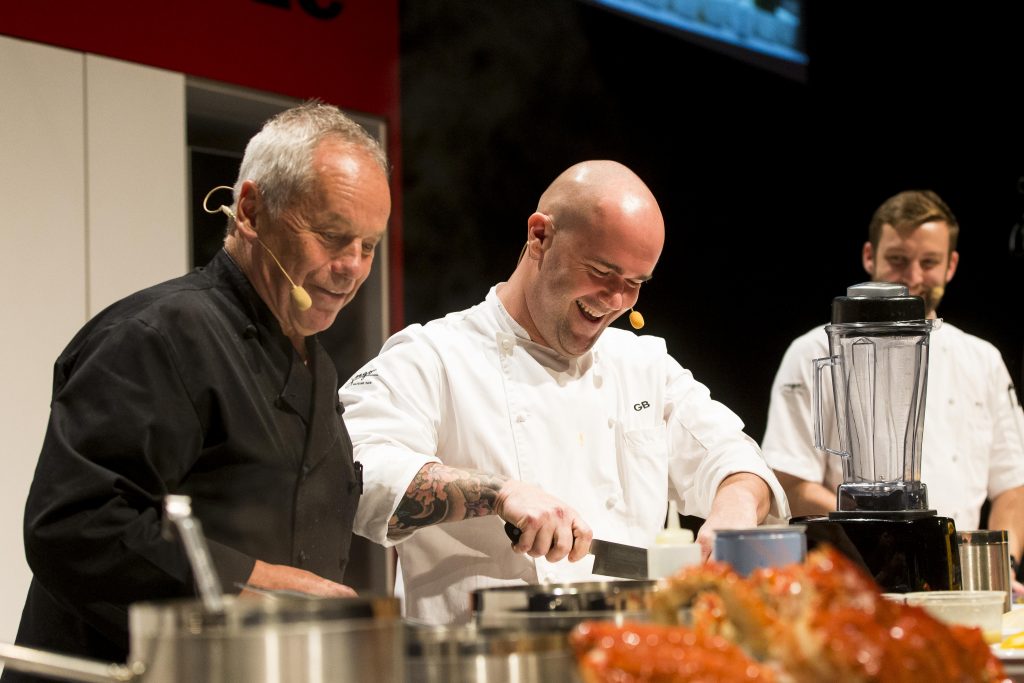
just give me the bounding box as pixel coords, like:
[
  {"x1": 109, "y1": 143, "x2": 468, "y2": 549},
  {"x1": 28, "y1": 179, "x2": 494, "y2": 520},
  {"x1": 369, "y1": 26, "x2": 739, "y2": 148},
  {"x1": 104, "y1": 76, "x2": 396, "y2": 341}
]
[
  {"x1": 85, "y1": 54, "x2": 188, "y2": 314},
  {"x1": 0, "y1": 35, "x2": 187, "y2": 645}
]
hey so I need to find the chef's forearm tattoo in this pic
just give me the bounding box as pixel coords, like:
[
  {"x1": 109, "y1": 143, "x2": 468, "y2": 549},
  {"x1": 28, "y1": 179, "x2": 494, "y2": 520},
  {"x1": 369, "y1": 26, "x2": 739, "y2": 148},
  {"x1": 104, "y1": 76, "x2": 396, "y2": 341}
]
[{"x1": 390, "y1": 463, "x2": 508, "y2": 532}]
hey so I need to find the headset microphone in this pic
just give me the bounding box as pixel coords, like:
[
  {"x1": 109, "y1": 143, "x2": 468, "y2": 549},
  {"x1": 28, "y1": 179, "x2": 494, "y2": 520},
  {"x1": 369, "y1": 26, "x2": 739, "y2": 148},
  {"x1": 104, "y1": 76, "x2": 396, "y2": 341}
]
[
  {"x1": 629, "y1": 308, "x2": 645, "y2": 330},
  {"x1": 926, "y1": 284, "x2": 945, "y2": 315},
  {"x1": 202, "y1": 185, "x2": 312, "y2": 312},
  {"x1": 257, "y1": 239, "x2": 313, "y2": 311}
]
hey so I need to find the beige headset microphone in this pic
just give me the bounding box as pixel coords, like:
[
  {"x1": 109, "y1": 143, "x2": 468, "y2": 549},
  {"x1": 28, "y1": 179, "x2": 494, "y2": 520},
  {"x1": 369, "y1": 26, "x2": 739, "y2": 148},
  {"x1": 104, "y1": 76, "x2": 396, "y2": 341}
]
[
  {"x1": 203, "y1": 186, "x2": 313, "y2": 312},
  {"x1": 628, "y1": 309, "x2": 644, "y2": 330}
]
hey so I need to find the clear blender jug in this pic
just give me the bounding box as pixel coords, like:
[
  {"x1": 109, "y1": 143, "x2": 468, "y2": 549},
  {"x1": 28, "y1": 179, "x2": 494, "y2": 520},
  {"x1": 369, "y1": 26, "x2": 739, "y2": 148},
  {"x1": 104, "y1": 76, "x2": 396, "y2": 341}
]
[
  {"x1": 795, "y1": 282, "x2": 959, "y2": 592},
  {"x1": 813, "y1": 282, "x2": 937, "y2": 512}
]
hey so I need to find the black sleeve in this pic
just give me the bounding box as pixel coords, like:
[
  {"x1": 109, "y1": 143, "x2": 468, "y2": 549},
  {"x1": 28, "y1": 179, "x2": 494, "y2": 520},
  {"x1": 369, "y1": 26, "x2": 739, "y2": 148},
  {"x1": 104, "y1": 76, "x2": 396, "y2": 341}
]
[{"x1": 23, "y1": 317, "x2": 255, "y2": 611}]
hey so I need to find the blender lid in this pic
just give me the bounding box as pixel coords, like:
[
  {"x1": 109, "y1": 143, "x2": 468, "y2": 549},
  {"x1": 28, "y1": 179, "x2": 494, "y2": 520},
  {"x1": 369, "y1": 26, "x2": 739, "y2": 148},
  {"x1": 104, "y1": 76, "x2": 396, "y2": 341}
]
[
  {"x1": 832, "y1": 282, "x2": 926, "y2": 324},
  {"x1": 846, "y1": 282, "x2": 908, "y2": 298}
]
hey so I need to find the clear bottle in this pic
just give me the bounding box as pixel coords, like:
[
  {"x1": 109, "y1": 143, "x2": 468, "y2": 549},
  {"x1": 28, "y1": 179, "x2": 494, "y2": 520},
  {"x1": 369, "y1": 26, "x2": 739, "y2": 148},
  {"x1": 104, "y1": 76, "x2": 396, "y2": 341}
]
[{"x1": 647, "y1": 501, "x2": 701, "y2": 579}]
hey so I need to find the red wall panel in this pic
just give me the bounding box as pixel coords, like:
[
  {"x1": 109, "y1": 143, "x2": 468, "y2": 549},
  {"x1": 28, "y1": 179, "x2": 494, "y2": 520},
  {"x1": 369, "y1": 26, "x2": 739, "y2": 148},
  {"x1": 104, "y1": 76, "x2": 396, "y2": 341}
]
[{"x1": 1, "y1": 0, "x2": 404, "y2": 329}]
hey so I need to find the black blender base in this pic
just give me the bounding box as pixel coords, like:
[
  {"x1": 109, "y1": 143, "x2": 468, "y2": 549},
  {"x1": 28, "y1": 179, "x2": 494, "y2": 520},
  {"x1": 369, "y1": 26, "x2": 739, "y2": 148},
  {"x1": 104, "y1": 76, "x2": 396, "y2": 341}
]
[{"x1": 793, "y1": 512, "x2": 961, "y2": 592}]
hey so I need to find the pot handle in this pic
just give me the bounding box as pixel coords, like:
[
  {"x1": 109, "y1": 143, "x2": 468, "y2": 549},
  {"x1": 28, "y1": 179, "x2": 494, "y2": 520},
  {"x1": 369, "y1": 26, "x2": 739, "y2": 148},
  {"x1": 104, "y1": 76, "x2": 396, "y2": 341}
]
[{"x1": 0, "y1": 642, "x2": 141, "y2": 682}]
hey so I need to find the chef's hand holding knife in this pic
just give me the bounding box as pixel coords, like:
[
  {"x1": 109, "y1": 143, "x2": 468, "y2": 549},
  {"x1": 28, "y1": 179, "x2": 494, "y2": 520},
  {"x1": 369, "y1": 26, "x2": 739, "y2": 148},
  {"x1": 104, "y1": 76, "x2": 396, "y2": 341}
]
[
  {"x1": 495, "y1": 478, "x2": 593, "y2": 562},
  {"x1": 390, "y1": 462, "x2": 591, "y2": 563}
]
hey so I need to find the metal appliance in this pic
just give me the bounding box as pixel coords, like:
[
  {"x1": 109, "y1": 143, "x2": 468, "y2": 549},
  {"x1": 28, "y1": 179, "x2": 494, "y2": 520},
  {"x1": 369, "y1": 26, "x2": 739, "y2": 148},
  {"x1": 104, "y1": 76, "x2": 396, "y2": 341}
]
[
  {"x1": 405, "y1": 623, "x2": 582, "y2": 683},
  {"x1": 797, "y1": 282, "x2": 961, "y2": 592},
  {"x1": 472, "y1": 579, "x2": 658, "y2": 631},
  {"x1": 0, "y1": 496, "x2": 403, "y2": 682}
]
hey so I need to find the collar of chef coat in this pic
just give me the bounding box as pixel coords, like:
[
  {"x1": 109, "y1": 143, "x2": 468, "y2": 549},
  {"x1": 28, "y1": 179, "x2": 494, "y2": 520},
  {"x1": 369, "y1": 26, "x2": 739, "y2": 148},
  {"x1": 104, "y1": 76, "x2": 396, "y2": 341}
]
[{"x1": 486, "y1": 284, "x2": 597, "y2": 376}]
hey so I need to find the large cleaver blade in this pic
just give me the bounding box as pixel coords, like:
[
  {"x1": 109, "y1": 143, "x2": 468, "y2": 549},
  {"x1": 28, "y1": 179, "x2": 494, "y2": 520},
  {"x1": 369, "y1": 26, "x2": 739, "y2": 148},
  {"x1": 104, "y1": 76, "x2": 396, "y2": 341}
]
[{"x1": 503, "y1": 521, "x2": 648, "y2": 580}]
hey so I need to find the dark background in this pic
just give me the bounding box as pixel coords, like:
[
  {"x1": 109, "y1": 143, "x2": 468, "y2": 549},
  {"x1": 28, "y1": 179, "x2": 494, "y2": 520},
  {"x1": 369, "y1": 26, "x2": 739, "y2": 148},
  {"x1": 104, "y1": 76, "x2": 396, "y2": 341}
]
[{"x1": 398, "y1": 0, "x2": 1024, "y2": 442}]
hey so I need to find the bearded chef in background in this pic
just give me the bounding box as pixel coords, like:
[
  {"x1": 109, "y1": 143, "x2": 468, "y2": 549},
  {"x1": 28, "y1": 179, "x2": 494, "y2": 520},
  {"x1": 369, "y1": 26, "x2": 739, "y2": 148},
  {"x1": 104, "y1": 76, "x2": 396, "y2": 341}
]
[{"x1": 763, "y1": 189, "x2": 1024, "y2": 589}]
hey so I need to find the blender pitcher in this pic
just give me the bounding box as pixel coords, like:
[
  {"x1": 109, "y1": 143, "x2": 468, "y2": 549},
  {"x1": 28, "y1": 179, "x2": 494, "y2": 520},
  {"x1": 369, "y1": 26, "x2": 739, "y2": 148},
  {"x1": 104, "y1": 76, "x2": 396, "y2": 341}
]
[
  {"x1": 796, "y1": 282, "x2": 958, "y2": 592},
  {"x1": 812, "y1": 282, "x2": 937, "y2": 513}
]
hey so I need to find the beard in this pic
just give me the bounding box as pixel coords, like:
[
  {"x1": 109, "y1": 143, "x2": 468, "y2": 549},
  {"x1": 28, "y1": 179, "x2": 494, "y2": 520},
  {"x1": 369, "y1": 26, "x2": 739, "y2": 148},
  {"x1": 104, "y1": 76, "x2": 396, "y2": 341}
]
[
  {"x1": 869, "y1": 265, "x2": 947, "y2": 318},
  {"x1": 920, "y1": 284, "x2": 945, "y2": 317}
]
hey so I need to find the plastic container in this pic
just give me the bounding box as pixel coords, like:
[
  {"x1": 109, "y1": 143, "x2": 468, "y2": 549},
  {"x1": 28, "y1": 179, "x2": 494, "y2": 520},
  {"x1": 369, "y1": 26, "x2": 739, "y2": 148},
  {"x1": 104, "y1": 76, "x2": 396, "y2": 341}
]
[
  {"x1": 647, "y1": 501, "x2": 701, "y2": 579},
  {"x1": 905, "y1": 590, "x2": 1005, "y2": 644}
]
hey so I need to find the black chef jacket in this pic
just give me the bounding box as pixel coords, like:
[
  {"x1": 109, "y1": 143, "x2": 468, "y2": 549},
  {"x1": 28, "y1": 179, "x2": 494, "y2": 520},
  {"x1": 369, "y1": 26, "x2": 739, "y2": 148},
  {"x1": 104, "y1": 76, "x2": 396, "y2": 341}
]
[{"x1": 4, "y1": 250, "x2": 361, "y2": 677}]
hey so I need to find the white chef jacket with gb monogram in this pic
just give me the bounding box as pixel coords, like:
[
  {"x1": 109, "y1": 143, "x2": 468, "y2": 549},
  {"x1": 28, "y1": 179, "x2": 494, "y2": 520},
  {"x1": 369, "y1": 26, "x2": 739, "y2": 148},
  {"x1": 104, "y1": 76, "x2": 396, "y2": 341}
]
[{"x1": 342, "y1": 286, "x2": 788, "y2": 625}]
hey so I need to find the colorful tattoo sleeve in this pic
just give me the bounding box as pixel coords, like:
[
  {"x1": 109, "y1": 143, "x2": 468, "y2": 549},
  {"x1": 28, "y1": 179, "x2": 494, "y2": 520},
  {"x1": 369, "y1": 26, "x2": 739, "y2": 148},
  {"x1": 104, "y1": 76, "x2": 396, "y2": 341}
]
[{"x1": 390, "y1": 464, "x2": 507, "y2": 532}]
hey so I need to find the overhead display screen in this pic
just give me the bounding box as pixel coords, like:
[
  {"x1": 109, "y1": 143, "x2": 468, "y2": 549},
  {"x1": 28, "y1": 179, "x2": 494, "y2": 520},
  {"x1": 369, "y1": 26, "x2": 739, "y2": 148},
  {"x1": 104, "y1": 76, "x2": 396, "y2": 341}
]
[{"x1": 583, "y1": 0, "x2": 807, "y2": 81}]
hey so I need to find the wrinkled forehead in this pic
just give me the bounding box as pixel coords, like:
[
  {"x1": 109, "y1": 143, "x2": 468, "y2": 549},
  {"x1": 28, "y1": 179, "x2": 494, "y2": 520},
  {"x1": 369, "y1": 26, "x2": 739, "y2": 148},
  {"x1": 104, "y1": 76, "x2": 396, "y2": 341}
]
[{"x1": 308, "y1": 144, "x2": 391, "y2": 207}]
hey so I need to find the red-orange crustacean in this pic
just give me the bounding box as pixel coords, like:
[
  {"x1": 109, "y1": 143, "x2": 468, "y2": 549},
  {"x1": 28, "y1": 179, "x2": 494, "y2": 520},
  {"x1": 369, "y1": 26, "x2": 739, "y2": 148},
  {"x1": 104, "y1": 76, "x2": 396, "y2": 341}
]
[{"x1": 571, "y1": 547, "x2": 1008, "y2": 683}]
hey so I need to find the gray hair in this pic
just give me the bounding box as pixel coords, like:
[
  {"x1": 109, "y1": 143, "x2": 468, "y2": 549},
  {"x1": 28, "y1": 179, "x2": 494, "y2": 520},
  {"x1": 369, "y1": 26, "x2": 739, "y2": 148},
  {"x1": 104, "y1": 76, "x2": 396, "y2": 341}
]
[{"x1": 233, "y1": 101, "x2": 388, "y2": 220}]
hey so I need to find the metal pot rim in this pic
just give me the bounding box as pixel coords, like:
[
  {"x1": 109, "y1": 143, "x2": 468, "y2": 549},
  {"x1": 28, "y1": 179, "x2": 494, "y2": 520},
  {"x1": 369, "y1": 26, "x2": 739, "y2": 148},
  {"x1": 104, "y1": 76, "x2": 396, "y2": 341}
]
[{"x1": 129, "y1": 594, "x2": 401, "y2": 631}]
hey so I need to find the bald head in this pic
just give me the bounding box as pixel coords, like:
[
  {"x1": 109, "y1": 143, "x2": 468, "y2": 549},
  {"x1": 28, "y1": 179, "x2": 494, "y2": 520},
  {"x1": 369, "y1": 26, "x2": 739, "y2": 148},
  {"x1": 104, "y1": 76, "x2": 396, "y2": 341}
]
[
  {"x1": 537, "y1": 160, "x2": 663, "y2": 240},
  {"x1": 500, "y1": 160, "x2": 665, "y2": 358}
]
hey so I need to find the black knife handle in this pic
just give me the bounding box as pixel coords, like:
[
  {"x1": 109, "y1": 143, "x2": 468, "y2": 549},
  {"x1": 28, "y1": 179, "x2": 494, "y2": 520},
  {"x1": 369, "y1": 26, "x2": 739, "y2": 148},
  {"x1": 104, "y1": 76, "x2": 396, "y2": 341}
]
[{"x1": 504, "y1": 521, "x2": 577, "y2": 550}]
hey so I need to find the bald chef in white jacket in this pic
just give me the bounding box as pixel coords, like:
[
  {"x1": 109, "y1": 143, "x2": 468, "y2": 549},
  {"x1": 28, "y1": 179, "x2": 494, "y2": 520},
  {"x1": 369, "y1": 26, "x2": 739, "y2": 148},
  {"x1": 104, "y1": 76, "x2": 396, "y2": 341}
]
[{"x1": 341, "y1": 160, "x2": 789, "y2": 624}]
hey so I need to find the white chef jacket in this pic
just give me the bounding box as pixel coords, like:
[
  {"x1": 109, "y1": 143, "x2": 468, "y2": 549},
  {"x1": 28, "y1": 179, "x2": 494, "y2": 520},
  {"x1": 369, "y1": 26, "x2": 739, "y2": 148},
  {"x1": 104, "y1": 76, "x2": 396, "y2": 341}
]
[
  {"x1": 763, "y1": 322, "x2": 1024, "y2": 531},
  {"x1": 343, "y1": 286, "x2": 789, "y2": 624}
]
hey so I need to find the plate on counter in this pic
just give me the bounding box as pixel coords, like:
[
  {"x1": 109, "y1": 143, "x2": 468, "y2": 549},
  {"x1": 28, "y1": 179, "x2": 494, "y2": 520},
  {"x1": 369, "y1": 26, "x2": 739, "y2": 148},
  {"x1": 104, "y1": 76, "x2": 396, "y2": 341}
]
[{"x1": 993, "y1": 605, "x2": 1024, "y2": 681}]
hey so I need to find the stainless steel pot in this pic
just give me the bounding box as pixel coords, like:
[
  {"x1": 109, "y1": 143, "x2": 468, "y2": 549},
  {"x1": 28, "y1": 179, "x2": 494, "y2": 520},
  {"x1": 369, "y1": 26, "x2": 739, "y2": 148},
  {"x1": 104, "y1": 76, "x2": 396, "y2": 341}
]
[
  {"x1": 1, "y1": 595, "x2": 403, "y2": 682},
  {"x1": 405, "y1": 623, "x2": 581, "y2": 683},
  {"x1": 472, "y1": 579, "x2": 660, "y2": 630},
  {"x1": 400, "y1": 580, "x2": 665, "y2": 683}
]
